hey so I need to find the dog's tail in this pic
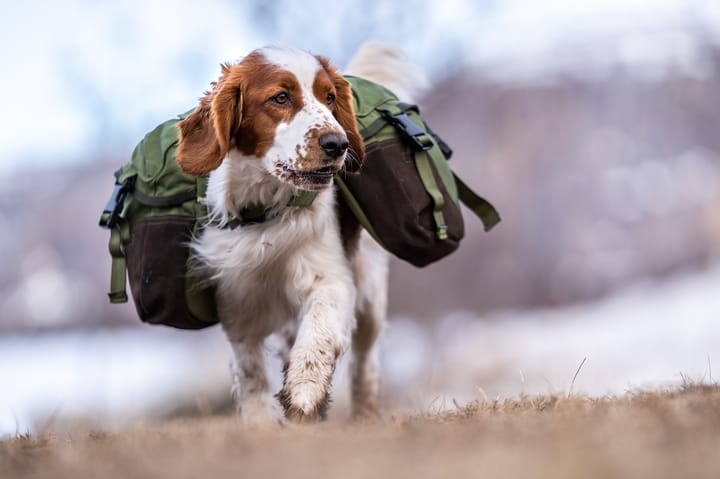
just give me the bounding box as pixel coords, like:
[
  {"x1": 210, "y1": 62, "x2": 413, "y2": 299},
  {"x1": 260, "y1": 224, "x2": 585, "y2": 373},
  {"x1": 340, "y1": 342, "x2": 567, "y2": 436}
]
[{"x1": 344, "y1": 41, "x2": 430, "y2": 104}]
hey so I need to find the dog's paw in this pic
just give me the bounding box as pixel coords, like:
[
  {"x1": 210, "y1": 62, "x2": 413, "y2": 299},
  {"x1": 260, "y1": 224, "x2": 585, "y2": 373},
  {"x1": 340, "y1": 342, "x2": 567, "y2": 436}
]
[
  {"x1": 276, "y1": 383, "x2": 330, "y2": 423},
  {"x1": 278, "y1": 347, "x2": 338, "y2": 422}
]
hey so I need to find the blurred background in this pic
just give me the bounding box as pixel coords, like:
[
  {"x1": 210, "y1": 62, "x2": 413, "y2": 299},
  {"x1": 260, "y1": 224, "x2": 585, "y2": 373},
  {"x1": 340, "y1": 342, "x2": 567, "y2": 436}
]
[{"x1": 2, "y1": 0, "x2": 720, "y2": 435}]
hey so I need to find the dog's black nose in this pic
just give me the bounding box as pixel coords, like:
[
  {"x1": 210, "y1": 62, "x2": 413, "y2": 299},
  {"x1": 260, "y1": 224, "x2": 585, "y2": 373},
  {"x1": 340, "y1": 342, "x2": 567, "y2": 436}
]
[{"x1": 319, "y1": 133, "x2": 349, "y2": 158}]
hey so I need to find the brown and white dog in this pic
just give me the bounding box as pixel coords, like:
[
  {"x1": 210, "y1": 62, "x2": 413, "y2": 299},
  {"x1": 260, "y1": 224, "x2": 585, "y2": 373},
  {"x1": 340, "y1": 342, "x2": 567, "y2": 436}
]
[{"x1": 176, "y1": 43, "x2": 426, "y2": 423}]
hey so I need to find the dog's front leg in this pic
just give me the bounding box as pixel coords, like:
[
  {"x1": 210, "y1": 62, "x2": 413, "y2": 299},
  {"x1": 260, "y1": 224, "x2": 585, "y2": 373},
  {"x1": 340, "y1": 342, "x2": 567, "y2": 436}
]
[
  {"x1": 277, "y1": 277, "x2": 355, "y2": 422},
  {"x1": 229, "y1": 338, "x2": 283, "y2": 425}
]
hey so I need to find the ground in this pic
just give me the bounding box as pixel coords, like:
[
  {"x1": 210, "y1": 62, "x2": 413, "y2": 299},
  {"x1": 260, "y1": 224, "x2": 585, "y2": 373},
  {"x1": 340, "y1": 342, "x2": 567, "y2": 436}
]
[{"x1": 2, "y1": 384, "x2": 719, "y2": 479}]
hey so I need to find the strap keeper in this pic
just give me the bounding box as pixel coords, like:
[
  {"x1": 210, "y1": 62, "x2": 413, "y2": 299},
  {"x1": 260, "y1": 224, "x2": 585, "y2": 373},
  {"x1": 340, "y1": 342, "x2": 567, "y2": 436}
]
[
  {"x1": 108, "y1": 289, "x2": 128, "y2": 303},
  {"x1": 436, "y1": 223, "x2": 449, "y2": 240}
]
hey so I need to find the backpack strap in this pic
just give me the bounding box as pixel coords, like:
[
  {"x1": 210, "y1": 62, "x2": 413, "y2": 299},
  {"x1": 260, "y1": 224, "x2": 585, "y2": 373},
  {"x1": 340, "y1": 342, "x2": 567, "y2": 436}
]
[
  {"x1": 99, "y1": 172, "x2": 135, "y2": 303},
  {"x1": 414, "y1": 148, "x2": 449, "y2": 240},
  {"x1": 453, "y1": 173, "x2": 501, "y2": 231},
  {"x1": 107, "y1": 220, "x2": 131, "y2": 303}
]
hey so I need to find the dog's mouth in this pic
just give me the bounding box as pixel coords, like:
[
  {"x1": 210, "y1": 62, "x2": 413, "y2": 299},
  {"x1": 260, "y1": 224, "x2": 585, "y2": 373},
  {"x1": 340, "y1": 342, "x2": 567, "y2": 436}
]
[{"x1": 279, "y1": 165, "x2": 338, "y2": 190}]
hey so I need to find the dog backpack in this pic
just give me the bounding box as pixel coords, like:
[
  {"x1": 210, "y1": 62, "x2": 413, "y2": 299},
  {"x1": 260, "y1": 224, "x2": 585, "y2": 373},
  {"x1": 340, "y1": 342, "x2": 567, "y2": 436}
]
[
  {"x1": 99, "y1": 111, "x2": 218, "y2": 329},
  {"x1": 100, "y1": 112, "x2": 318, "y2": 329},
  {"x1": 338, "y1": 76, "x2": 500, "y2": 267},
  {"x1": 99, "y1": 79, "x2": 500, "y2": 329}
]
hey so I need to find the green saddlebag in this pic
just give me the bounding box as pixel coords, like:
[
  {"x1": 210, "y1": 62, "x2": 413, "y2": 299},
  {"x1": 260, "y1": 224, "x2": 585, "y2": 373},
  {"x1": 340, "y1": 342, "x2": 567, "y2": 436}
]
[
  {"x1": 337, "y1": 76, "x2": 500, "y2": 267},
  {"x1": 99, "y1": 112, "x2": 218, "y2": 329}
]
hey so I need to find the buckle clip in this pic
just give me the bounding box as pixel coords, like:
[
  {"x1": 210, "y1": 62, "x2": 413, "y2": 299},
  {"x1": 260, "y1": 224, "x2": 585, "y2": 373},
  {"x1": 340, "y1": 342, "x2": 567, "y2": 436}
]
[
  {"x1": 99, "y1": 177, "x2": 134, "y2": 229},
  {"x1": 383, "y1": 112, "x2": 433, "y2": 151}
]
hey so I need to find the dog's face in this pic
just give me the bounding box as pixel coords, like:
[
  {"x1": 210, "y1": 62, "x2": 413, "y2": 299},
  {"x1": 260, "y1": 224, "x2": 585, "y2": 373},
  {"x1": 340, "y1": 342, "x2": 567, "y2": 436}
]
[{"x1": 176, "y1": 47, "x2": 364, "y2": 191}]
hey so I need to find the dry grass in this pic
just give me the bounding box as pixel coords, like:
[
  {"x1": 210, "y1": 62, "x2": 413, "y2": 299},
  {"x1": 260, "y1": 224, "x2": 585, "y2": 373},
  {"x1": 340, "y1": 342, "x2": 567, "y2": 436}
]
[{"x1": 3, "y1": 384, "x2": 719, "y2": 479}]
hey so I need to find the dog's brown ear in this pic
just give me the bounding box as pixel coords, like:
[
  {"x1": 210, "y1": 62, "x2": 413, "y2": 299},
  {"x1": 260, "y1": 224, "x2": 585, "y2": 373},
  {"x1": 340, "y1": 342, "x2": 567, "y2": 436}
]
[
  {"x1": 334, "y1": 77, "x2": 364, "y2": 173},
  {"x1": 317, "y1": 56, "x2": 365, "y2": 173},
  {"x1": 177, "y1": 64, "x2": 242, "y2": 175}
]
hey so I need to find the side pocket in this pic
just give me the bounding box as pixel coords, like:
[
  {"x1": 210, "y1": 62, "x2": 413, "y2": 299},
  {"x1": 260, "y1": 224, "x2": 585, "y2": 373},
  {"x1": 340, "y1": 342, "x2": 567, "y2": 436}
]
[
  {"x1": 343, "y1": 138, "x2": 463, "y2": 267},
  {"x1": 124, "y1": 216, "x2": 215, "y2": 329}
]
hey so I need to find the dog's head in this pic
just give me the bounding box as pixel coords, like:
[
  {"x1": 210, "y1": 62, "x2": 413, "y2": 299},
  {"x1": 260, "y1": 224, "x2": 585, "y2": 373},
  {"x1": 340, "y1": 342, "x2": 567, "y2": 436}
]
[{"x1": 176, "y1": 46, "x2": 364, "y2": 191}]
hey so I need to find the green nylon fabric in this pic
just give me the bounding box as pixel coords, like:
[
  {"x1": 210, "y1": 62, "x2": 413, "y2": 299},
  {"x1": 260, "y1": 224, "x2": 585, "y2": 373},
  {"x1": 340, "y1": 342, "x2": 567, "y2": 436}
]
[
  {"x1": 120, "y1": 113, "x2": 200, "y2": 221},
  {"x1": 108, "y1": 220, "x2": 130, "y2": 303},
  {"x1": 288, "y1": 190, "x2": 318, "y2": 207},
  {"x1": 453, "y1": 174, "x2": 502, "y2": 231}
]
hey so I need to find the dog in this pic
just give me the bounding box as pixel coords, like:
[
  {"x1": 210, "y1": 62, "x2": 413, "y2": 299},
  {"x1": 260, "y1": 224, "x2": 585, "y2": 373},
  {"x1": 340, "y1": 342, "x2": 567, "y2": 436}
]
[{"x1": 175, "y1": 42, "x2": 427, "y2": 423}]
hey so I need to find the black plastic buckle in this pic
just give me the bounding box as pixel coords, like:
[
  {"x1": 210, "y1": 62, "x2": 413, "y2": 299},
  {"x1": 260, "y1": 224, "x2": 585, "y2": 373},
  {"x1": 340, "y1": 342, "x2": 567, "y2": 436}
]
[
  {"x1": 383, "y1": 112, "x2": 433, "y2": 152},
  {"x1": 99, "y1": 177, "x2": 134, "y2": 229}
]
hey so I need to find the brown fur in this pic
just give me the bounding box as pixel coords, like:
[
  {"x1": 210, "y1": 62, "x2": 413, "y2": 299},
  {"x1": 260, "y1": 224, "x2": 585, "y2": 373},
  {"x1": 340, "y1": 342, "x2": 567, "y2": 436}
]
[
  {"x1": 176, "y1": 51, "x2": 364, "y2": 177},
  {"x1": 316, "y1": 56, "x2": 365, "y2": 172}
]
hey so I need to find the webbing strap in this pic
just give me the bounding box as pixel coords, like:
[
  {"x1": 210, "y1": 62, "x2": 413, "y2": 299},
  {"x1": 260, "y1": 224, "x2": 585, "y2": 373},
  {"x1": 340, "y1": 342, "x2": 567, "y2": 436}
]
[
  {"x1": 360, "y1": 104, "x2": 408, "y2": 139},
  {"x1": 453, "y1": 173, "x2": 501, "y2": 232},
  {"x1": 214, "y1": 189, "x2": 319, "y2": 230},
  {"x1": 414, "y1": 151, "x2": 448, "y2": 240},
  {"x1": 287, "y1": 190, "x2": 317, "y2": 207},
  {"x1": 226, "y1": 204, "x2": 271, "y2": 229},
  {"x1": 107, "y1": 220, "x2": 130, "y2": 303},
  {"x1": 359, "y1": 117, "x2": 388, "y2": 139}
]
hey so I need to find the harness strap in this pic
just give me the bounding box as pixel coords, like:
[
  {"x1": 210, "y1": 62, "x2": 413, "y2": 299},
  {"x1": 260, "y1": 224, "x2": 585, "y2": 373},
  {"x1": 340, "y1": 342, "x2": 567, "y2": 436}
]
[
  {"x1": 211, "y1": 189, "x2": 319, "y2": 230},
  {"x1": 224, "y1": 204, "x2": 271, "y2": 229},
  {"x1": 288, "y1": 189, "x2": 317, "y2": 207}
]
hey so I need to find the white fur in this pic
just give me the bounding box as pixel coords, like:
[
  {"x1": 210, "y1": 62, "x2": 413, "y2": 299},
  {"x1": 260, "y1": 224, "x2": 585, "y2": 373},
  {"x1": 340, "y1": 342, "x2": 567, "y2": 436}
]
[
  {"x1": 192, "y1": 43, "x2": 427, "y2": 423},
  {"x1": 192, "y1": 46, "x2": 355, "y2": 423},
  {"x1": 259, "y1": 47, "x2": 343, "y2": 175},
  {"x1": 260, "y1": 46, "x2": 321, "y2": 84},
  {"x1": 197, "y1": 150, "x2": 355, "y2": 421}
]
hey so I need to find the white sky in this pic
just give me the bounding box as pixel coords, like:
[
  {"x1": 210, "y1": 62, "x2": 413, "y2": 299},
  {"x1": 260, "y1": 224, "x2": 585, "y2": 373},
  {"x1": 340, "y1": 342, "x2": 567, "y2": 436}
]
[{"x1": 0, "y1": 0, "x2": 718, "y2": 173}]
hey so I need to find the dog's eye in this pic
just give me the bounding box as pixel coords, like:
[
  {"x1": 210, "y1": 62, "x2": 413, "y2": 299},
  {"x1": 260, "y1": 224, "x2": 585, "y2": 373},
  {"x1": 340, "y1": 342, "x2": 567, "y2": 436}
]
[
  {"x1": 271, "y1": 92, "x2": 290, "y2": 105},
  {"x1": 326, "y1": 93, "x2": 335, "y2": 106}
]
